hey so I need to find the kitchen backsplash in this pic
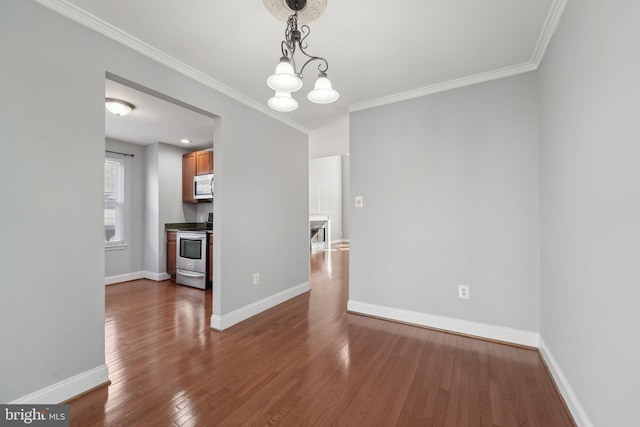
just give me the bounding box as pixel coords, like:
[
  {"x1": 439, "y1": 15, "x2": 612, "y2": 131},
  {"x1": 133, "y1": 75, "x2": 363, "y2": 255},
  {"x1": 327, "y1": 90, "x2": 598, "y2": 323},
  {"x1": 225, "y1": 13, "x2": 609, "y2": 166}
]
[{"x1": 196, "y1": 203, "x2": 213, "y2": 223}]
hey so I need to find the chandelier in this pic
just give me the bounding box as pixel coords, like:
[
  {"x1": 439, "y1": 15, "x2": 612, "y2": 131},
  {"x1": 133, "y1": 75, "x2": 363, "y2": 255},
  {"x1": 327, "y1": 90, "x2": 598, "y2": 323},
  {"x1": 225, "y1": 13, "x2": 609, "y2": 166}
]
[{"x1": 264, "y1": 0, "x2": 339, "y2": 112}]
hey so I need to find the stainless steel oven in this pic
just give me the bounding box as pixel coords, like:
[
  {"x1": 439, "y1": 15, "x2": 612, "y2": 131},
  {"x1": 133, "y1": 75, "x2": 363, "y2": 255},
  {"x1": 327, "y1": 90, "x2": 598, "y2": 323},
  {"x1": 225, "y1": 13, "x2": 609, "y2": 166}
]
[{"x1": 176, "y1": 231, "x2": 207, "y2": 289}]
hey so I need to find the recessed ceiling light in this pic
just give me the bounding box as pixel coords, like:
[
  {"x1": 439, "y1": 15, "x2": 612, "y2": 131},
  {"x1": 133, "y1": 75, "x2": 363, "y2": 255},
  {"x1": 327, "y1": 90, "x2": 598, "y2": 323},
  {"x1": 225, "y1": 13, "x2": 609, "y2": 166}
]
[
  {"x1": 180, "y1": 139, "x2": 191, "y2": 144},
  {"x1": 105, "y1": 98, "x2": 135, "y2": 116}
]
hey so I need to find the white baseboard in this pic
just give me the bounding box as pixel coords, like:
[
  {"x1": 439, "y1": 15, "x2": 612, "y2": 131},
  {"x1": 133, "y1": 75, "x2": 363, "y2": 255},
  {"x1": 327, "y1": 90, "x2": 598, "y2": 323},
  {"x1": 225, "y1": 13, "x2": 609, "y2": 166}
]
[
  {"x1": 144, "y1": 271, "x2": 171, "y2": 281},
  {"x1": 211, "y1": 281, "x2": 311, "y2": 331},
  {"x1": 105, "y1": 271, "x2": 170, "y2": 285},
  {"x1": 538, "y1": 337, "x2": 593, "y2": 427},
  {"x1": 9, "y1": 364, "x2": 109, "y2": 404},
  {"x1": 105, "y1": 271, "x2": 145, "y2": 285},
  {"x1": 347, "y1": 300, "x2": 540, "y2": 347}
]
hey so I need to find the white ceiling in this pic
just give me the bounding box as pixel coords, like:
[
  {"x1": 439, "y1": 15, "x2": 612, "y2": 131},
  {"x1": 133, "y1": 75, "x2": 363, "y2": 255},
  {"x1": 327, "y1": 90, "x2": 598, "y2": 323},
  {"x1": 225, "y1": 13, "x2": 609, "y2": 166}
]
[
  {"x1": 39, "y1": 0, "x2": 564, "y2": 139},
  {"x1": 105, "y1": 79, "x2": 214, "y2": 150}
]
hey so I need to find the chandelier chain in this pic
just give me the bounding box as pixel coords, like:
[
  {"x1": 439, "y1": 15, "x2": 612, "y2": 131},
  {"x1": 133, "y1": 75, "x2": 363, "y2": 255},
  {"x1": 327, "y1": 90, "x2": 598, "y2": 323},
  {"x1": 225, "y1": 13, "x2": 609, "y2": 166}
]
[{"x1": 280, "y1": 13, "x2": 329, "y2": 77}]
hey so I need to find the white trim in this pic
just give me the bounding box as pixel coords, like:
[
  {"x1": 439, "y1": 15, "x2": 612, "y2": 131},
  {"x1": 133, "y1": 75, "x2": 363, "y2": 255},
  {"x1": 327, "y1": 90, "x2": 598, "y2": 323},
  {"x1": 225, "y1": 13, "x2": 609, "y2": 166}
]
[
  {"x1": 349, "y1": 62, "x2": 537, "y2": 112},
  {"x1": 530, "y1": 0, "x2": 569, "y2": 66},
  {"x1": 105, "y1": 271, "x2": 170, "y2": 285},
  {"x1": 347, "y1": 300, "x2": 539, "y2": 347},
  {"x1": 9, "y1": 364, "x2": 109, "y2": 404},
  {"x1": 538, "y1": 337, "x2": 594, "y2": 427},
  {"x1": 144, "y1": 271, "x2": 171, "y2": 282},
  {"x1": 33, "y1": 0, "x2": 309, "y2": 135},
  {"x1": 104, "y1": 243, "x2": 127, "y2": 251},
  {"x1": 349, "y1": 0, "x2": 568, "y2": 113},
  {"x1": 211, "y1": 281, "x2": 311, "y2": 331},
  {"x1": 105, "y1": 271, "x2": 145, "y2": 285},
  {"x1": 33, "y1": 0, "x2": 568, "y2": 122}
]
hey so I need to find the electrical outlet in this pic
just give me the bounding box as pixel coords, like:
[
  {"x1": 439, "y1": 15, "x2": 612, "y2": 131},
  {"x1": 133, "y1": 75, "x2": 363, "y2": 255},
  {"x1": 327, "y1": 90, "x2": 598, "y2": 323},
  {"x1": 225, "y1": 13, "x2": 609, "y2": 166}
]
[
  {"x1": 253, "y1": 273, "x2": 260, "y2": 285},
  {"x1": 458, "y1": 285, "x2": 470, "y2": 299}
]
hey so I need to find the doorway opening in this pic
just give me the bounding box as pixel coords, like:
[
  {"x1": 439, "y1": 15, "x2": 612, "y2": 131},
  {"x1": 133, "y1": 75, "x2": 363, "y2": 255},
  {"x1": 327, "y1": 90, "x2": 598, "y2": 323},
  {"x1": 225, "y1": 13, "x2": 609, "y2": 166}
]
[{"x1": 103, "y1": 73, "x2": 219, "y2": 349}]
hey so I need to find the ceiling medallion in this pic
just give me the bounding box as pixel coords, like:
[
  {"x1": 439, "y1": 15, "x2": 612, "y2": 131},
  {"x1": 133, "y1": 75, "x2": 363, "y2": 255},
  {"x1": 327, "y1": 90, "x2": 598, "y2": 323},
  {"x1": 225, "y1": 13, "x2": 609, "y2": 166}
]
[
  {"x1": 263, "y1": 0, "x2": 327, "y2": 24},
  {"x1": 264, "y1": 0, "x2": 338, "y2": 112}
]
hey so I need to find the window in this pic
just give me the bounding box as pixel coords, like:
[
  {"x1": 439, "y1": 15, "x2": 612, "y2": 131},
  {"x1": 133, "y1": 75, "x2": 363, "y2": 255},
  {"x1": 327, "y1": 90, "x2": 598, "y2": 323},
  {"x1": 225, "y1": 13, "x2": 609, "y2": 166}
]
[{"x1": 104, "y1": 156, "x2": 125, "y2": 247}]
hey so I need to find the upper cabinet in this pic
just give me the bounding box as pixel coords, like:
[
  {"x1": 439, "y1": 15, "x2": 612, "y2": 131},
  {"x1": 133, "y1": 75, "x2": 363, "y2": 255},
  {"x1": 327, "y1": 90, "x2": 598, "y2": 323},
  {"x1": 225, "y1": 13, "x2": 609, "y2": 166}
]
[
  {"x1": 183, "y1": 149, "x2": 214, "y2": 203},
  {"x1": 196, "y1": 149, "x2": 214, "y2": 175},
  {"x1": 182, "y1": 152, "x2": 197, "y2": 203}
]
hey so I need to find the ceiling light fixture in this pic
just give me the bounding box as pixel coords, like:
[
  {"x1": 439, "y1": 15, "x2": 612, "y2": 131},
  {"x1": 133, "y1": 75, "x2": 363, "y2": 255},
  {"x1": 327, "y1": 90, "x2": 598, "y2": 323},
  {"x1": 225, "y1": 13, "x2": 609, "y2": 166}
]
[
  {"x1": 180, "y1": 139, "x2": 191, "y2": 144},
  {"x1": 264, "y1": 0, "x2": 338, "y2": 112},
  {"x1": 105, "y1": 98, "x2": 135, "y2": 116}
]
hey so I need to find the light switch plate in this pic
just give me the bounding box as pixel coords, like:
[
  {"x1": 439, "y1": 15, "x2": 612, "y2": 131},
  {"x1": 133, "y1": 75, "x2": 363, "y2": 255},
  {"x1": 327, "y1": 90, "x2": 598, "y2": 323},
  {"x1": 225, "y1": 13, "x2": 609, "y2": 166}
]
[{"x1": 355, "y1": 196, "x2": 364, "y2": 208}]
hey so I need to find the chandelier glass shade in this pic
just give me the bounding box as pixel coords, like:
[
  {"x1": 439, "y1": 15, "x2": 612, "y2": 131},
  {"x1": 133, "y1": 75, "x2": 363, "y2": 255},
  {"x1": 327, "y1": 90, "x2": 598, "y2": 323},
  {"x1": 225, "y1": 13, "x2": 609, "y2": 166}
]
[
  {"x1": 265, "y1": 1, "x2": 338, "y2": 112},
  {"x1": 267, "y1": 57, "x2": 303, "y2": 93},
  {"x1": 268, "y1": 90, "x2": 299, "y2": 112},
  {"x1": 307, "y1": 72, "x2": 339, "y2": 104}
]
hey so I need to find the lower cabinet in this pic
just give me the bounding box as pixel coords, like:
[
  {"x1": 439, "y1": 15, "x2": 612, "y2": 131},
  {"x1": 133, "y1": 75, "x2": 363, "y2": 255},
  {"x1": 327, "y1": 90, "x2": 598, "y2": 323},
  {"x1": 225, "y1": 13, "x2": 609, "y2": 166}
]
[{"x1": 166, "y1": 231, "x2": 177, "y2": 277}]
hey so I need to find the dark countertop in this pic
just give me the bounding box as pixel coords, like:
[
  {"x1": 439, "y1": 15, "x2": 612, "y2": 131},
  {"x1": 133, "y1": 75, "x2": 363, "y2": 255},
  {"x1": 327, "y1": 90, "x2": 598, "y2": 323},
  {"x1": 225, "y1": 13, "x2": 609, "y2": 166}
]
[
  {"x1": 165, "y1": 222, "x2": 212, "y2": 233},
  {"x1": 166, "y1": 229, "x2": 213, "y2": 233}
]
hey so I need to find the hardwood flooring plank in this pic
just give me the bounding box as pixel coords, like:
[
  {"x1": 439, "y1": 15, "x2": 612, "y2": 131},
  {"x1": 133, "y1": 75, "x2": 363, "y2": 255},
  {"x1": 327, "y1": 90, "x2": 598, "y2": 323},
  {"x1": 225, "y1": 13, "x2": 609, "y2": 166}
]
[{"x1": 67, "y1": 244, "x2": 574, "y2": 426}]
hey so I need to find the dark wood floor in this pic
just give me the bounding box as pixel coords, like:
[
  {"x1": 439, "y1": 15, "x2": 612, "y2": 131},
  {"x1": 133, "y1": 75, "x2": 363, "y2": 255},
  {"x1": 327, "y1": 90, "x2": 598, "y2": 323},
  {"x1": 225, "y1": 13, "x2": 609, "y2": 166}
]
[{"x1": 69, "y1": 244, "x2": 574, "y2": 426}]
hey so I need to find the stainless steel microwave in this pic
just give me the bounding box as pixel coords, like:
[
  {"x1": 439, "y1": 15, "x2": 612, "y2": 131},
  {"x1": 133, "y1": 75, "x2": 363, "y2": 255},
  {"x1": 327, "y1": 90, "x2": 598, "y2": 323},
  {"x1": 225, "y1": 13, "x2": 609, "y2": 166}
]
[{"x1": 194, "y1": 174, "x2": 214, "y2": 200}]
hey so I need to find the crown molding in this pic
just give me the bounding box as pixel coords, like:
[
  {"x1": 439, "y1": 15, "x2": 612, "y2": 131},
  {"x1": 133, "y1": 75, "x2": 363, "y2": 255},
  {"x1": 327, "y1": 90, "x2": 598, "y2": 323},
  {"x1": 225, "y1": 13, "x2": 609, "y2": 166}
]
[
  {"x1": 33, "y1": 0, "x2": 310, "y2": 134},
  {"x1": 530, "y1": 0, "x2": 569, "y2": 66},
  {"x1": 349, "y1": 62, "x2": 538, "y2": 112},
  {"x1": 34, "y1": 0, "x2": 568, "y2": 124},
  {"x1": 350, "y1": 0, "x2": 568, "y2": 113}
]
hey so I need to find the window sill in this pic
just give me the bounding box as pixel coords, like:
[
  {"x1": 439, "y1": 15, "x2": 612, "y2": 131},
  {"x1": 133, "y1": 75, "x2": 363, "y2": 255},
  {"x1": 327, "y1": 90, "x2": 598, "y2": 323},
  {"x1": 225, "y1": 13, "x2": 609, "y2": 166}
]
[{"x1": 105, "y1": 243, "x2": 127, "y2": 251}]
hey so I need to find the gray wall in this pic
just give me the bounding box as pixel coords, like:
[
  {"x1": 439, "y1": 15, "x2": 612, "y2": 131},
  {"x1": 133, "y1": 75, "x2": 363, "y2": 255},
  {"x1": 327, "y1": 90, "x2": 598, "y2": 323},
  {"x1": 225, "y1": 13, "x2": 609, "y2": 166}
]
[
  {"x1": 349, "y1": 73, "x2": 540, "y2": 332},
  {"x1": 0, "y1": 1, "x2": 107, "y2": 402},
  {"x1": 142, "y1": 142, "x2": 195, "y2": 276},
  {"x1": 157, "y1": 143, "x2": 196, "y2": 274},
  {"x1": 0, "y1": 0, "x2": 308, "y2": 402},
  {"x1": 538, "y1": 0, "x2": 640, "y2": 425},
  {"x1": 308, "y1": 113, "x2": 349, "y2": 159},
  {"x1": 143, "y1": 143, "x2": 161, "y2": 275},
  {"x1": 215, "y1": 108, "x2": 308, "y2": 314},
  {"x1": 196, "y1": 200, "x2": 214, "y2": 223},
  {"x1": 105, "y1": 139, "x2": 145, "y2": 278},
  {"x1": 341, "y1": 154, "x2": 350, "y2": 241}
]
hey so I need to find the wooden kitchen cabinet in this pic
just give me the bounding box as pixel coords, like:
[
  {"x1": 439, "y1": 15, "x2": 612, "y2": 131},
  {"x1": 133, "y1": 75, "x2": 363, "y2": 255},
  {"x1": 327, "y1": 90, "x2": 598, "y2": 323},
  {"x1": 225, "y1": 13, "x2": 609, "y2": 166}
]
[
  {"x1": 207, "y1": 233, "x2": 213, "y2": 283},
  {"x1": 183, "y1": 149, "x2": 214, "y2": 203},
  {"x1": 196, "y1": 149, "x2": 214, "y2": 175},
  {"x1": 166, "y1": 231, "x2": 177, "y2": 277},
  {"x1": 182, "y1": 152, "x2": 197, "y2": 203}
]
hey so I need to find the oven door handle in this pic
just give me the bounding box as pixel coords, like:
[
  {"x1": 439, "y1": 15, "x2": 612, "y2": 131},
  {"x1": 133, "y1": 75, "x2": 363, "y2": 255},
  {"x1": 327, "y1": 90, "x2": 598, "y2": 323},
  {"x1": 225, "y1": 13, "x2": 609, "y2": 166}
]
[
  {"x1": 177, "y1": 269, "x2": 206, "y2": 278},
  {"x1": 177, "y1": 233, "x2": 206, "y2": 240}
]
